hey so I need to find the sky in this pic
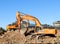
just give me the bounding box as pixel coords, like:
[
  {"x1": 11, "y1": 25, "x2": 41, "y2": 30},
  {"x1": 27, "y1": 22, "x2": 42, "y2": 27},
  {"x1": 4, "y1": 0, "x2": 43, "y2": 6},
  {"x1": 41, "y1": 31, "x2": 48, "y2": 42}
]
[{"x1": 0, "y1": 0, "x2": 60, "y2": 28}]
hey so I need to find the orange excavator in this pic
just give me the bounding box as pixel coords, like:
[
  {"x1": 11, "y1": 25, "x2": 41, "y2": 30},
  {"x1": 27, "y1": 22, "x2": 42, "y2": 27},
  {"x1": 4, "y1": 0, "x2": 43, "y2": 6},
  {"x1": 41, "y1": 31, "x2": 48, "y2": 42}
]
[{"x1": 6, "y1": 11, "x2": 57, "y2": 35}]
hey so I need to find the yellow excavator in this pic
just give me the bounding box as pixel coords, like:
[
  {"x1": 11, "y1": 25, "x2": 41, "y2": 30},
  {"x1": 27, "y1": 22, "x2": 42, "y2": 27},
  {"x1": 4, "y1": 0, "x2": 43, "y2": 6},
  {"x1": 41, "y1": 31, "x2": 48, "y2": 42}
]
[{"x1": 6, "y1": 11, "x2": 57, "y2": 36}]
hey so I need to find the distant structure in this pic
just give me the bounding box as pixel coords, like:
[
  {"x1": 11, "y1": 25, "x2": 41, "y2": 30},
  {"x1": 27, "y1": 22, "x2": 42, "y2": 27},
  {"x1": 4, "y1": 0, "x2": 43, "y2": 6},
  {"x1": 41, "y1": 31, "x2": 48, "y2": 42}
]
[
  {"x1": 53, "y1": 21, "x2": 60, "y2": 29},
  {"x1": 42, "y1": 24, "x2": 54, "y2": 29}
]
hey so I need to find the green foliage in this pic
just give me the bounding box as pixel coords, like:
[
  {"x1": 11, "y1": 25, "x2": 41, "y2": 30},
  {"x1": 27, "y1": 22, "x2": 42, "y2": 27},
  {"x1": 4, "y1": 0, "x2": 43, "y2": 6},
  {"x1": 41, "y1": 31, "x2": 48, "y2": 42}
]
[{"x1": 0, "y1": 27, "x2": 6, "y2": 33}]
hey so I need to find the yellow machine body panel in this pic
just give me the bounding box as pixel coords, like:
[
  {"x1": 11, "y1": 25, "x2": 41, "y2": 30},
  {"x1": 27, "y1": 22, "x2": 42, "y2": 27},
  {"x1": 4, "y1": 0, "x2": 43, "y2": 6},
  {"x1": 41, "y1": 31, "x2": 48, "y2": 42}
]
[
  {"x1": 44, "y1": 28, "x2": 57, "y2": 34},
  {"x1": 33, "y1": 28, "x2": 57, "y2": 35}
]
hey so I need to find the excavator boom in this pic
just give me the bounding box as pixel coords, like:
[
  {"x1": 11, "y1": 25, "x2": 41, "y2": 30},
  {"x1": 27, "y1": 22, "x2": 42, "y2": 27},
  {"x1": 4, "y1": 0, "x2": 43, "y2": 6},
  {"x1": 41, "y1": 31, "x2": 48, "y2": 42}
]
[{"x1": 21, "y1": 14, "x2": 41, "y2": 27}]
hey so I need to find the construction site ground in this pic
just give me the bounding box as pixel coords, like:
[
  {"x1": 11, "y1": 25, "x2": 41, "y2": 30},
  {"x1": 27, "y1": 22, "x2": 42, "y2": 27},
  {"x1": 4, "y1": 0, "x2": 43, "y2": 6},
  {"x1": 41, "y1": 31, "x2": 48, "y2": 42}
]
[{"x1": 0, "y1": 28, "x2": 60, "y2": 44}]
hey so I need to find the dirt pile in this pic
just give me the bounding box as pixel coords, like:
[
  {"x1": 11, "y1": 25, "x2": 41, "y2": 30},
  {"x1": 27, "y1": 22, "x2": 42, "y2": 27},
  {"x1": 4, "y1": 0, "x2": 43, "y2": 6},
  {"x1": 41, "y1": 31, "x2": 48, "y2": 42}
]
[
  {"x1": 0, "y1": 29, "x2": 60, "y2": 44},
  {"x1": 0, "y1": 30, "x2": 26, "y2": 44}
]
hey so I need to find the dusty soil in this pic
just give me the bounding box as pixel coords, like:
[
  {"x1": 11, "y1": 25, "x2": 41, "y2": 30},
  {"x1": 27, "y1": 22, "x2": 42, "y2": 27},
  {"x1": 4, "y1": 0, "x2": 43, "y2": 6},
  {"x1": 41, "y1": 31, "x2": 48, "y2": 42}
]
[{"x1": 0, "y1": 29, "x2": 60, "y2": 44}]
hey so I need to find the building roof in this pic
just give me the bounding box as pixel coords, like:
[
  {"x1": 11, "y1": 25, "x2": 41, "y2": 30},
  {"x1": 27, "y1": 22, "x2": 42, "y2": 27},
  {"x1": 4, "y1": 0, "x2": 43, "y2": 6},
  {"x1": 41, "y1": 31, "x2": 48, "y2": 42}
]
[{"x1": 53, "y1": 21, "x2": 60, "y2": 24}]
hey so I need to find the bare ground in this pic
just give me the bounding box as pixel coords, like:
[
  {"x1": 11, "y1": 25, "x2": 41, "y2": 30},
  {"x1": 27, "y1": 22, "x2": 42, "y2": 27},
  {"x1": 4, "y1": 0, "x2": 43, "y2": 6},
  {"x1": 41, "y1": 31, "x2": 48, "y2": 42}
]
[{"x1": 0, "y1": 29, "x2": 60, "y2": 44}]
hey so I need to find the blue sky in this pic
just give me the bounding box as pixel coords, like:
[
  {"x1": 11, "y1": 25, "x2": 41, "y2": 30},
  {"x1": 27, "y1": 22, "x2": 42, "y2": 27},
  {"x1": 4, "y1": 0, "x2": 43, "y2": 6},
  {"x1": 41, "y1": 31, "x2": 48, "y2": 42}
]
[{"x1": 0, "y1": 0, "x2": 60, "y2": 28}]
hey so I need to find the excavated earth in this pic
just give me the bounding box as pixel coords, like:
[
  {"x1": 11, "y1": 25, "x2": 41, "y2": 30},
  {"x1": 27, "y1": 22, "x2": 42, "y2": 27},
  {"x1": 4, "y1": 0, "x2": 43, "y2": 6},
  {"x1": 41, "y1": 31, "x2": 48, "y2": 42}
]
[{"x1": 0, "y1": 29, "x2": 60, "y2": 44}]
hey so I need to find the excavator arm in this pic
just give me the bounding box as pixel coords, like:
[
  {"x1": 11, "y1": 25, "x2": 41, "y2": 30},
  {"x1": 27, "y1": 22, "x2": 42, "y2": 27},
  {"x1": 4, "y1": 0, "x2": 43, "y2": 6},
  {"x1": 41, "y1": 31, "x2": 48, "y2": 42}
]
[{"x1": 6, "y1": 12, "x2": 21, "y2": 30}]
